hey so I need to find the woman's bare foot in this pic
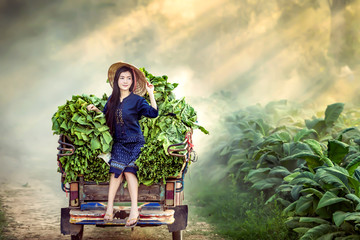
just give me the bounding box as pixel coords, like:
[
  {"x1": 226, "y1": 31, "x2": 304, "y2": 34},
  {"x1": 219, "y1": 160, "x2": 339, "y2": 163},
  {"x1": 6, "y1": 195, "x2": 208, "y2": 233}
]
[
  {"x1": 125, "y1": 208, "x2": 139, "y2": 227},
  {"x1": 104, "y1": 208, "x2": 114, "y2": 221}
]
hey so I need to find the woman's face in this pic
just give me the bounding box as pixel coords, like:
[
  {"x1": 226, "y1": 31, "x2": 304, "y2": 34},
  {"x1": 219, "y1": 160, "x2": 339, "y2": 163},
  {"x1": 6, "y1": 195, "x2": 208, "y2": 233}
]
[{"x1": 118, "y1": 71, "x2": 133, "y2": 92}]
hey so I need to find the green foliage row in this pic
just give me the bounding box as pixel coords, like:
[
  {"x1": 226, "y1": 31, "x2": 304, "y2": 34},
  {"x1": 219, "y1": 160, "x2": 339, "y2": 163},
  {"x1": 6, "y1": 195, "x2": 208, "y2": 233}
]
[
  {"x1": 195, "y1": 100, "x2": 360, "y2": 239},
  {"x1": 188, "y1": 179, "x2": 297, "y2": 240}
]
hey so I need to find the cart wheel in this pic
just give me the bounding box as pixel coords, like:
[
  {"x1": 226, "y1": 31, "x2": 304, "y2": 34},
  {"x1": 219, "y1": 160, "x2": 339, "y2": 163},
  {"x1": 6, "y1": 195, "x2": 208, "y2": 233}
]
[
  {"x1": 172, "y1": 230, "x2": 183, "y2": 240},
  {"x1": 70, "y1": 225, "x2": 83, "y2": 240}
]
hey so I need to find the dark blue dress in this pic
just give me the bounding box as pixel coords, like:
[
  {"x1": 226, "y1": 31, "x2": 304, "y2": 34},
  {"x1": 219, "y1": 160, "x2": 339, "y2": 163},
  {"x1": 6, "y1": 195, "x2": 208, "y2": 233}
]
[{"x1": 103, "y1": 92, "x2": 158, "y2": 178}]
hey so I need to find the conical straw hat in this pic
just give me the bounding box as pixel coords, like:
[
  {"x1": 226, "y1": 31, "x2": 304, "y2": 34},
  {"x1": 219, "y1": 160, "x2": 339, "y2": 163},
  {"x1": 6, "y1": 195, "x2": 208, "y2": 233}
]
[{"x1": 108, "y1": 62, "x2": 147, "y2": 97}]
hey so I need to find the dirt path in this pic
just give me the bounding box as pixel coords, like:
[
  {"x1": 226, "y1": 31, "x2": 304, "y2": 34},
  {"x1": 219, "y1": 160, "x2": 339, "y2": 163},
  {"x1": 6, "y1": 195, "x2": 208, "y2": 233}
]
[{"x1": 0, "y1": 179, "x2": 223, "y2": 240}]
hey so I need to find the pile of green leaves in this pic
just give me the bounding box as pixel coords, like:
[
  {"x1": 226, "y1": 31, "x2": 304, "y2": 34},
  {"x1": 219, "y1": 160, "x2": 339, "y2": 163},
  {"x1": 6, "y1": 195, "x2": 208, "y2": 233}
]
[
  {"x1": 136, "y1": 68, "x2": 209, "y2": 185},
  {"x1": 52, "y1": 69, "x2": 208, "y2": 185},
  {"x1": 52, "y1": 94, "x2": 112, "y2": 183}
]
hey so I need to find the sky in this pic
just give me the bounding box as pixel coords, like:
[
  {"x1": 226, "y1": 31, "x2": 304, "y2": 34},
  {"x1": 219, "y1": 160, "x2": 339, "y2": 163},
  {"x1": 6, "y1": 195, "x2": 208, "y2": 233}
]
[{"x1": 0, "y1": 0, "x2": 359, "y2": 187}]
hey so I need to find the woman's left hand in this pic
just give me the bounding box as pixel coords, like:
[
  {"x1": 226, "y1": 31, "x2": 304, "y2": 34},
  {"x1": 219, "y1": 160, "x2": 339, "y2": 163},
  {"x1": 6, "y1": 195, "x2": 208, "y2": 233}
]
[{"x1": 145, "y1": 81, "x2": 154, "y2": 95}]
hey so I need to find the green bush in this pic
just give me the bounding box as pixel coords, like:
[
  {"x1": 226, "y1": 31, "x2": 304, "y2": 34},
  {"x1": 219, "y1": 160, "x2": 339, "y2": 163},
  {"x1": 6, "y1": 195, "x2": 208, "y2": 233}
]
[{"x1": 189, "y1": 177, "x2": 297, "y2": 240}]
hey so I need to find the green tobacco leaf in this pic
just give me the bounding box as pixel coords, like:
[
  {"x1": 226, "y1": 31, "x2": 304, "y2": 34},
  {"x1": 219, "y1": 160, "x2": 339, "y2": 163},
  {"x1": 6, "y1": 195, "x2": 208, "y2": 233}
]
[
  {"x1": 337, "y1": 127, "x2": 357, "y2": 141},
  {"x1": 300, "y1": 188, "x2": 324, "y2": 199},
  {"x1": 90, "y1": 137, "x2": 101, "y2": 150},
  {"x1": 102, "y1": 131, "x2": 112, "y2": 145},
  {"x1": 305, "y1": 118, "x2": 326, "y2": 133},
  {"x1": 299, "y1": 217, "x2": 330, "y2": 225},
  {"x1": 268, "y1": 166, "x2": 291, "y2": 178},
  {"x1": 290, "y1": 172, "x2": 320, "y2": 187},
  {"x1": 251, "y1": 177, "x2": 283, "y2": 190},
  {"x1": 320, "y1": 156, "x2": 334, "y2": 167},
  {"x1": 304, "y1": 139, "x2": 323, "y2": 156},
  {"x1": 333, "y1": 211, "x2": 351, "y2": 227},
  {"x1": 282, "y1": 152, "x2": 321, "y2": 171},
  {"x1": 294, "y1": 129, "x2": 317, "y2": 142},
  {"x1": 295, "y1": 196, "x2": 314, "y2": 215},
  {"x1": 317, "y1": 191, "x2": 352, "y2": 209},
  {"x1": 343, "y1": 212, "x2": 360, "y2": 222},
  {"x1": 283, "y1": 202, "x2": 297, "y2": 214},
  {"x1": 316, "y1": 231, "x2": 347, "y2": 240},
  {"x1": 247, "y1": 168, "x2": 270, "y2": 183},
  {"x1": 345, "y1": 194, "x2": 360, "y2": 204},
  {"x1": 293, "y1": 227, "x2": 310, "y2": 234},
  {"x1": 317, "y1": 167, "x2": 351, "y2": 193},
  {"x1": 346, "y1": 155, "x2": 360, "y2": 176},
  {"x1": 284, "y1": 172, "x2": 301, "y2": 182},
  {"x1": 324, "y1": 103, "x2": 344, "y2": 127},
  {"x1": 300, "y1": 224, "x2": 337, "y2": 240},
  {"x1": 327, "y1": 140, "x2": 349, "y2": 165}
]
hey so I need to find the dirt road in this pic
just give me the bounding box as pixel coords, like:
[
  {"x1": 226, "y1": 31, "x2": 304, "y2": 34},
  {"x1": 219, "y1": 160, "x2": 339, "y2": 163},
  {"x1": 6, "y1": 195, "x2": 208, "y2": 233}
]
[{"x1": 0, "y1": 179, "x2": 223, "y2": 240}]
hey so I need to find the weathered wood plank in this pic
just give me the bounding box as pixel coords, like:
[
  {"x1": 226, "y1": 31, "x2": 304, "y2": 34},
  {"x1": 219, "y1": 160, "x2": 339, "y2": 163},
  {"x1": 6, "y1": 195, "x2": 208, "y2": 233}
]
[{"x1": 82, "y1": 183, "x2": 165, "y2": 202}]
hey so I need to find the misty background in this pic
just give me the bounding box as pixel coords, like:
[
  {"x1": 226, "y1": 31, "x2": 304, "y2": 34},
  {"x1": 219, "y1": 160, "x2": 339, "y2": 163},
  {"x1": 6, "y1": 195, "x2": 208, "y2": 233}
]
[{"x1": 1, "y1": 0, "x2": 360, "y2": 196}]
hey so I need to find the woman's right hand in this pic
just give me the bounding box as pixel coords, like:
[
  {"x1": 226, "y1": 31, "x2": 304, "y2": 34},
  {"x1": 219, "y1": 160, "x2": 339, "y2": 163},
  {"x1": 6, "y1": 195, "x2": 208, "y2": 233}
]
[{"x1": 87, "y1": 104, "x2": 100, "y2": 112}]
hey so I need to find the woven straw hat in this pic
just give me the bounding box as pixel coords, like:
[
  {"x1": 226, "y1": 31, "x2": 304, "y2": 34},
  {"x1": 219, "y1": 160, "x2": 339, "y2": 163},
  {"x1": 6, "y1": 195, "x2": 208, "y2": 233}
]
[{"x1": 108, "y1": 62, "x2": 147, "y2": 97}]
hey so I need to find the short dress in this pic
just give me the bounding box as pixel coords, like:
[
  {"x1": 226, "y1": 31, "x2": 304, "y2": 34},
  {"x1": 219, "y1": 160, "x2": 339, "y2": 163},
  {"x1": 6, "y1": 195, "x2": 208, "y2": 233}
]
[{"x1": 103, "y1": 92, "x2": 158, "y2": 178}]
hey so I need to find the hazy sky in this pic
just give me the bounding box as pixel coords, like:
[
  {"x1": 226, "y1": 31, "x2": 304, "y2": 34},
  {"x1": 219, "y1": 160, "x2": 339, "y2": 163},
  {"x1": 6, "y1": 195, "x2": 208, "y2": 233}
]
[{"x1": 1, "y1": 0, "x2": 359, "y2": 184}]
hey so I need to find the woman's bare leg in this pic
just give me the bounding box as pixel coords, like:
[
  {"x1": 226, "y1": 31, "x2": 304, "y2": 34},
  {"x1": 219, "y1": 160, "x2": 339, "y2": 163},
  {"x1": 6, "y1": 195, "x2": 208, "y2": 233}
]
[
  {"x1": 124, "y1": 172, "x2": 139, "y2": 226},
  {"x1": 104, "y1": 173, "x2": 123, "y2": 220}
]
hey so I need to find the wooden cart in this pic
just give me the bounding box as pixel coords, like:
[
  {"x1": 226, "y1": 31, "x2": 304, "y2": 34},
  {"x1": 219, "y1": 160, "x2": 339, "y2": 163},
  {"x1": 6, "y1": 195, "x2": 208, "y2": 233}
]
[{"x1": 58, "y1": 132, "x2": 195, "y2": 240}]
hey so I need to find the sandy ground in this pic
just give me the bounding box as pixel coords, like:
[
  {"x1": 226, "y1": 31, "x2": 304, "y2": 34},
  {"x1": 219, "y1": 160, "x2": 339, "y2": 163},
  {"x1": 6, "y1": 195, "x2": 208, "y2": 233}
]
[{"x1": 0, "y1": 179, "x2": 224, "y2": 240}]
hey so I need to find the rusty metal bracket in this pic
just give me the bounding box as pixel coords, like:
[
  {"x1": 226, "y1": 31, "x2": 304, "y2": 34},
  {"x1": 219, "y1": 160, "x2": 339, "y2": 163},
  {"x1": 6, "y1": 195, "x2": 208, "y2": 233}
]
[
  {"x1": 167, "y1": 139, "x2": 188, "y2": 157},
  {"x1": 57, "y1": 135, "x2": 75, "y2": 157}
]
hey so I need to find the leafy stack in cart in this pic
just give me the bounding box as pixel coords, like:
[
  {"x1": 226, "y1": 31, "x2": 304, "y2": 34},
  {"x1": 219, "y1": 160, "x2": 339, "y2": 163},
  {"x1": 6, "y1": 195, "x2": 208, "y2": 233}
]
[
  {"x1": 52, "y1": 94, "x2": 112, "y2": 183},
  {"x1": 136, "y1": 68, "x2": 209, "y2": 186},
  {"x1": 52, "y1": 69, "x2": 208, "y2": 185}
]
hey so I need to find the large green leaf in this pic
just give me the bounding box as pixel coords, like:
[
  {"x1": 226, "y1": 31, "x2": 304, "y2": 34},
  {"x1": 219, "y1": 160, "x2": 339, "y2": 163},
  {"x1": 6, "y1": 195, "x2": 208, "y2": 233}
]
[
  {"x1": 317, "y1": 168, "x2": 351, "y2": 193},
  {"x1": 281, "y1": 153, "x2": 320, "y2": 165},
  {"x1": 324, "y1": 103, "x2": 344, "y2": 127},
  {"x1": 343, "y1": 212, "x2": 360, "y2": 222},
  {"x1": 304, "y1": 139, "x2": 324, "y2": 157},
  {"x1": 300, "y1": 224, "x2": 337, "y2": 240},
  {"x1": 283, "y1": 142, "x2": 313, "y2": 156},
  {"x1": 251, "y1": 177, "x2": 283, "y2": 190},
  {"x1": 337, "y1": 127, "x2": 357, "y2": 141},
  {"x1": 262, "y1": 132, "x2": 291, "y2": 146},
  {"x1": 327, "y1": 140, "x2": 349, "y2": 164},
  {"x1": 293, "y1": 227, "x2": 310, "y2": 234},
  {"x1": 246, "y1": 167, "x2": 270, "y2": 183},
  {"x1": 294, "y1": 128, "x2": 317, "y2": 142},
  {"x1": 296, "y1": 196, "x2": 314, "y2": 215},
  {"x1": 305, "y1": 118, "x2": 326, "y2": 134},
  {"x1": 268, "y1": 166, "x2": 291, "y2": 178},
  {"x1": 317, "y1": 191, "x2": 352, "y2": 209},
  {"x1": 299, "y1": 217, "x2": 331, "y2": 225},
  {"x1": 333, "y1": 211, "x2": 351, "y2": 227},
  {"x1": 345, "y1": 194, "x2": 360, "y2": 204},
  {"x1": 317, "y1": 231, "x2": 347, "y2": 240},
  {"x1": 90, "y1": 137, "x2": 101, "y2": 150},
  {"x1": 346, "y1": 155, "x2": 360, "y2": 176},
  {"x1": 290, "y1": 172, "x2": 320, "y2": 187},
  {"x1": 283, "y1": 202, "x2": 297, "y2": 214},
  {"x1": 284, "y1": 172, "x2": 301, "y2": 182},
  {"x1": 291, "y1": 185, "x2": 303, "y2": 201},
  {"x1": 300, "y1": 187, "x2": 324, "y2": 199}
]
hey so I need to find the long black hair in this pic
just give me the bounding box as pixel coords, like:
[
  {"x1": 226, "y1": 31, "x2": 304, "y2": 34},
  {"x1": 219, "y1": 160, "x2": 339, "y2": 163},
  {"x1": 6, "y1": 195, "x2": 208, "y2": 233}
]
[{"x1": 105, "y1": 66, "x2": 135, "y2": 135}]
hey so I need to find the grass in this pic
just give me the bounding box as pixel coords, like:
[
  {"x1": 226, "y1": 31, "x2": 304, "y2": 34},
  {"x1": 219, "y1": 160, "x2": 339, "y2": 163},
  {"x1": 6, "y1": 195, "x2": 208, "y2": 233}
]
[
  {"x1": 0, "y1": 197, "x2": 9, "y2": 240},
  {"x1": 188, "y1": 179, "x2": 298, "y2": 240}
]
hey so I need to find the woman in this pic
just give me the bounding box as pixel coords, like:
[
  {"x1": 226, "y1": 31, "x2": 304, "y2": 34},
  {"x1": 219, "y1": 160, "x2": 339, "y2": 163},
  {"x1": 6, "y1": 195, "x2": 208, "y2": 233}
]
[{"x1": 87, "y1": 62, "x2": 158, "y2": 227}]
